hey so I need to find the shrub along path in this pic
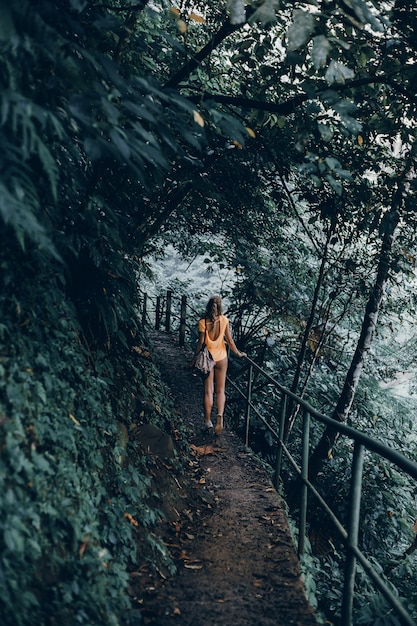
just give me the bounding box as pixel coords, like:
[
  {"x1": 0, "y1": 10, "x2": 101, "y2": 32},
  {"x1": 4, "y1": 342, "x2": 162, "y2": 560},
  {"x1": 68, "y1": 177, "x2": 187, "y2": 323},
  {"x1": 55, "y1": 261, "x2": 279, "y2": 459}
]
[{"x1": 136, "y1": 330, "x2": 317, "y2": 626}]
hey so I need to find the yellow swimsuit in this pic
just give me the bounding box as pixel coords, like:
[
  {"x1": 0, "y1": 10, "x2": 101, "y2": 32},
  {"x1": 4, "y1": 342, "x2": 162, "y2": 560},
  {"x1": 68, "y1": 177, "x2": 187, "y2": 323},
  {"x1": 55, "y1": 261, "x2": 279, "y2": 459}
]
[{"x1": 199, "y1": 315, "x2": 228, "y2": 362}]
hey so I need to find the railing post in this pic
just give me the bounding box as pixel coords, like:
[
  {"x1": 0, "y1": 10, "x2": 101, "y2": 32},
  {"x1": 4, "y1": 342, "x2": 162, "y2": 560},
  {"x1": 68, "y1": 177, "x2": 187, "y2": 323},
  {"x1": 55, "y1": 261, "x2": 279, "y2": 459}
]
[
  {"x1": 165, "y1": 290, "x2": 172, "y2": 332},
  {"x1": 341, "y1": 441, "x2": 365, "y2": 626},
  {"x1": 155, "y1": 296, "x2": 161, "y2": 330},
  {"x1": 245, "y1": 364, "x2": 253, "y2": 447},
  {"x1": 179, "y1": 295, "x2": 187, "y2": 346},
  {"x1": 298, "y1": 408, "x2": 310, "y2": 556},
  {"x1": 141, "y1": 292, "x2": 147, "y2": 327},
  {"x1": 274, "y1": 394, "x2": 287, "y2": 488}
]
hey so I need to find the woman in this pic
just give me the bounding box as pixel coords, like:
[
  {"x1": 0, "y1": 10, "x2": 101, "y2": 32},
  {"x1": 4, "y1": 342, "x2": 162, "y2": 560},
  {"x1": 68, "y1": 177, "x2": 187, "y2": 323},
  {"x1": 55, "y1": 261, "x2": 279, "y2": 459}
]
[{"x1": 192, "y1": 295, "x2": 246, "y2": 435}]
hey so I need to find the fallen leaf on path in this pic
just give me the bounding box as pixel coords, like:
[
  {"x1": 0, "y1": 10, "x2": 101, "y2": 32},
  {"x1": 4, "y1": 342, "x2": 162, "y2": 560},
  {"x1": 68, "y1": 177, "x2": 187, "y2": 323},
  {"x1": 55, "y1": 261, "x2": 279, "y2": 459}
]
[
  {"x1": 179, "y1": 550, "x2": 189, "y2": 560},
  {"x1": 184, "y1": 561, "x2": 203, "y2": 570},
  {"x1": 190, "y1": 443, "x2": 214, "y2": 455},
  {"x1": 216, "y1": 598, "x2": 232, "y2": 603}
]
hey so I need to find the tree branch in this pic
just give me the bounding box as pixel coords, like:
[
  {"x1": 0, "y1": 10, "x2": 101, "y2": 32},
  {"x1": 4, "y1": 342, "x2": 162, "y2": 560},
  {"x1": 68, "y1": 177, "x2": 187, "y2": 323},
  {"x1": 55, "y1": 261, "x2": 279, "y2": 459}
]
[
  {"x1": 114, "y1": 1, "x2": 149, "y2": 64},
  {"x1": 185, "y1": 69, "x2": 411, "y2": 115},
  {"x1": 187, "y1": 92, "x2": 309, "y2": 114},
  {"x1": 95, "y1": 3, "x2": 148, "y2": 11},
  {"x1": 164, "y1": 11, "x2": 253, "y2": 89}
]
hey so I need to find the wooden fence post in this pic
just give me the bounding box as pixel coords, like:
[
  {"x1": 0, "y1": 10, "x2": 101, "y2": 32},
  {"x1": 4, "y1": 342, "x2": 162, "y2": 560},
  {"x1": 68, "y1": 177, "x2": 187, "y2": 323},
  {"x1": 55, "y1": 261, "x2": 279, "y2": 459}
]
[
  {"x1": 155, "y1": 296, "x2": 161, "y2": 330},
  {"x1": 142, "y1": 292, "x2": 147, "y2": 327},
  {"x1": 165, "y1": 290, "x2": 172, "y2": 332},
  {"x1": 179, "y1": 295, "x2": 187, "y2": 346}
]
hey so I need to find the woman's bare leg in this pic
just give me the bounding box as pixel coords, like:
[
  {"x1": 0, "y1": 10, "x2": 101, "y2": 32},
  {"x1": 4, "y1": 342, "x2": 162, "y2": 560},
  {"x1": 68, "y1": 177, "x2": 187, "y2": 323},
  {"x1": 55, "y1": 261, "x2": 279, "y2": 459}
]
[
  {"x1": 214, "y1": 357, "x2": 228, "y2": 433},
  {"x1": 203, "y1": 369, "x2": 215, "y2": 425}
]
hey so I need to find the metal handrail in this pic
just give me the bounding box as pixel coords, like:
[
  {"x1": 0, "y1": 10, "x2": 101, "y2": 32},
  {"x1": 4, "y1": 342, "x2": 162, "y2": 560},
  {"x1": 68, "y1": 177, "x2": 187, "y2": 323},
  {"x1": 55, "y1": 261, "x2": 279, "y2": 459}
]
[
  {"x1": 141, "y1": 290, "x2": 417, "y2": 624},
  {"x1": 231, "y1": 354, "x2": 417, "y2": 626}
]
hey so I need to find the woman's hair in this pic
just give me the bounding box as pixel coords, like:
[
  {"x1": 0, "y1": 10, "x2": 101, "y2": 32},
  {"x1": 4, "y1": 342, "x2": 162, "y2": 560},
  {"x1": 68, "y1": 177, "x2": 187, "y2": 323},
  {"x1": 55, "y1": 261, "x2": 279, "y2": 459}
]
[{"x1": 205, "y1": 295, "x2": 223, "y2": 321}]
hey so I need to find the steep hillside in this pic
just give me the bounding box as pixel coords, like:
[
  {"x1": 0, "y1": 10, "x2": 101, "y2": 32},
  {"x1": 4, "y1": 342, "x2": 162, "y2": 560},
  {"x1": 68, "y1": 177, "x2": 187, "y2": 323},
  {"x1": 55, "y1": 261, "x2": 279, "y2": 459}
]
[{"x1": 0, "y1": 262, "x2": 192, "y2": 626}]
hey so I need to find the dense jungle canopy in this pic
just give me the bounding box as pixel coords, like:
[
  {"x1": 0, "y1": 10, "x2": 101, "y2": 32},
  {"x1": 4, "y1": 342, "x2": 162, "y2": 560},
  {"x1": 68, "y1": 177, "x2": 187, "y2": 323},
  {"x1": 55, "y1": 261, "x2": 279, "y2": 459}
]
[{"x1": 1, "y1": 1, "x2": 417, "y2": 624}]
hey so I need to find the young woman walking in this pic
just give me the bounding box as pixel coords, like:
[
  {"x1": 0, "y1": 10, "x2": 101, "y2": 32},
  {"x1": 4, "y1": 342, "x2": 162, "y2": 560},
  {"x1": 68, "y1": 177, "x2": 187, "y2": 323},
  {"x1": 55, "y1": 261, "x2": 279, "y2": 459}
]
[{"x1": 192, "y1": 295, "x2": 246, "y2": 435}]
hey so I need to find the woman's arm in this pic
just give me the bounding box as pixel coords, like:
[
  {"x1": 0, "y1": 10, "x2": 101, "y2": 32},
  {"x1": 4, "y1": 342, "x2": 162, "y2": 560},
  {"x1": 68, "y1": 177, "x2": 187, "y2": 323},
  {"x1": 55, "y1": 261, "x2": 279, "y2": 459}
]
[
  {"x1": 192, "y1": 332, "x2": 205, "y2": 363},
  {"x1": 224, "y1": 320, "x2": 246, "y2": 357}
]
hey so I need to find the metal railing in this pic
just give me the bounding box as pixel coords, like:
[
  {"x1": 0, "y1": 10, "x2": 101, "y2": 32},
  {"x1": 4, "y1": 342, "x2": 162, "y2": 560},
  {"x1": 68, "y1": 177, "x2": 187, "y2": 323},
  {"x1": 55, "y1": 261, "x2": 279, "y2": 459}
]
[
  {"x1": 140, "y1": 290, "x2": 417, "y2": 625},
  {"x1": 229, "y1": 355, "x2": 417, "y2": 626}
]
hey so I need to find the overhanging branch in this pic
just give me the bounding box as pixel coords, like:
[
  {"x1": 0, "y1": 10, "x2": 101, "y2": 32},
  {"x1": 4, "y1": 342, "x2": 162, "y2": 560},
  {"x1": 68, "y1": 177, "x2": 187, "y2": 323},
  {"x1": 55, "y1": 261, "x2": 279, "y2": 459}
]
[
  {"x1": 187, "y1": 92, "x2": 308, "y2": 115},
  {"x1": 164, "y1": 9, "x2": 254, "y2": 89},
  {"x1": 186, "y1": 70, "x2": 410, "y2": 116}
]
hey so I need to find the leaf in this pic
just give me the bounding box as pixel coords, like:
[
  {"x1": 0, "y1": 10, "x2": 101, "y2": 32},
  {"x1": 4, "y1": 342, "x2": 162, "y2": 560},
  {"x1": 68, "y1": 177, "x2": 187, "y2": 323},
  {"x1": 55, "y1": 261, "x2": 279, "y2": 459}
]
[
  {"x1": 124, "y1": 512, "x2": 139, "y2": 527},
  {"x1": 191, "y1": 444, "x2": 214, "y2": 455},
  {"x1": 325, "y1": 157, "x2": 342, "y2": 171},
  {"x1": 325, "y1": 174, "x2": 343, "y2": 196},
  {"x1": 0, "y1": 6, "x2": 15, "y2": 42},
  {"x1": 184, "y1": 561, "x2": 203, "y2": 569},
  {"x1": 318, "y1": 123, "x2": 334, "y2": 142},
  {"x1": 193, "y1": 110, "x2": 205, "y2": 127},
  {"x1": 109, "y1": 128, "x2": 131, "y2": 160},
  {"x1": 83, "y1": 137, "x2": 103, "y2": 160},
  {"x1": 79, "y1": 537, "x2": 89, "y2": 558},
  {"x1": 325, "y1": 61, "x2": 355, "y2": 84},
  {"x1": 177, "y1": 20, "x2": 187, "y2": 34},
  {"x1": 69, "y1": 413, "x2": 81, "y2": 426},
  {"x1": 286, "y1": 10, "x2": 315, "y2": 51},
  {"x1": 70, "y1": 0, "x2": 87, "y2": 10},
  {"x1": 246, "y1": 126, "x2": 256, "y2": 138},
  {"x1": 228, "y1": 0, "x2": 246, "y2": 25},
  {"x1": 341, "y1": 0, "x2": 385, "y2": 32},
  {"x1": 311, "y1": 35, "x2": 331, "y2": 69},
  {"x1": 248, "y1": 0, "x2": 279, "y2": 26},
  {"x1": 189, "y1": 12, "x2": 205, "y2": 24}
]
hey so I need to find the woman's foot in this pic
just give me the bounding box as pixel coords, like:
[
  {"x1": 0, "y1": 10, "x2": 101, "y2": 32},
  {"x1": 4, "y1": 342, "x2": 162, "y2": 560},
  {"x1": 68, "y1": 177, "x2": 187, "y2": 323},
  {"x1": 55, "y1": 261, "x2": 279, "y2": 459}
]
[
  {"x1": 214, "y1": 415, "x2": 223, "y2": 436},
  {"x1": 205, "y1": 419, "x2": 214, "y2": 431}
]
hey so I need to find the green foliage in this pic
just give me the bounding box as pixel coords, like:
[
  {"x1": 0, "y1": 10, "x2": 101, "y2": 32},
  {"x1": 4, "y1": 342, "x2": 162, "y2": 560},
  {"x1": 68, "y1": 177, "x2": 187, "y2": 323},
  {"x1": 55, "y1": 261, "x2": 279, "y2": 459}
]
[
  {"x1": 1, "y1": 0, "x2": 417, "y2": 625},
  {"x1": 0, "y1": 243, "x2": 187, "y2": 624}
]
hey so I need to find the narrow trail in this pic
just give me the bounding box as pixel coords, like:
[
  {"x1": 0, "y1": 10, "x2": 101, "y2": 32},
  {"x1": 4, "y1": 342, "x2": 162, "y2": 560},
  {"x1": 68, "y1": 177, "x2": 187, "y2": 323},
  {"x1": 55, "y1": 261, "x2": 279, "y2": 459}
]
[{"x1": 139, "y1": 331, "x2": 317, "y2": 626}]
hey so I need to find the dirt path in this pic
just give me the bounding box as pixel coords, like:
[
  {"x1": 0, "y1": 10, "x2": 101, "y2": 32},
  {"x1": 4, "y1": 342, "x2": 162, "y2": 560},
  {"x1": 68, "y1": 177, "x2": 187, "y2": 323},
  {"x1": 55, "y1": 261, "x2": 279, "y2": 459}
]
[{"x1": 137, "y1": 331, "x2": 317, "y2": 626}]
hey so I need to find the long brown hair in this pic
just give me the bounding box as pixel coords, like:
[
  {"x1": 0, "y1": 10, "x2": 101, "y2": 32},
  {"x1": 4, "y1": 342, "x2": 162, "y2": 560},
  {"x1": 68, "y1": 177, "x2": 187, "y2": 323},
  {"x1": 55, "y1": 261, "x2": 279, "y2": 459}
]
[{"x1": 205, "y1": 295, "x2": 223, "y2": 322}]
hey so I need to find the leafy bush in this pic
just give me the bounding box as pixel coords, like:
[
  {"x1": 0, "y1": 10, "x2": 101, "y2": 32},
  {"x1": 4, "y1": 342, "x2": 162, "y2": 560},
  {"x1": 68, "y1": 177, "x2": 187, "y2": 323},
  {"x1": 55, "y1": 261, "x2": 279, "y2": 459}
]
[{"x1": 0, "y1": 241, "x2": 189, "y2": 625}]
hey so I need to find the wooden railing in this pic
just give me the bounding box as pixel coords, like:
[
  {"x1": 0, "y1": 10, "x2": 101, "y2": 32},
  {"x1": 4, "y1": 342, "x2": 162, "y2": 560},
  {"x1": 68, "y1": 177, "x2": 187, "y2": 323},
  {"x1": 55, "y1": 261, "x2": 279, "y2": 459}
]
[{"x1": 140, "y1": 290, "x2": 191, "y2": 346}]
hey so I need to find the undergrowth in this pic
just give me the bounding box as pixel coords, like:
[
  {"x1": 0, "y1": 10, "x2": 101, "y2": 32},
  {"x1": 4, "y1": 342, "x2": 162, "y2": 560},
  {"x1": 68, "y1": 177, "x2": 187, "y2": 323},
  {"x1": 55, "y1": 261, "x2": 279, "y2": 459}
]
[{"x1": 0, "y1": 255, "x2": 190, "y2": 626}]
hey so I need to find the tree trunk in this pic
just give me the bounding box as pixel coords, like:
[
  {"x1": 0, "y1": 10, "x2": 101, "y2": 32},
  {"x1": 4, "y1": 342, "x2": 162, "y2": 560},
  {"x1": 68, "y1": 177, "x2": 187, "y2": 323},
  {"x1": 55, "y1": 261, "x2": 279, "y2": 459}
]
[
  {"x1": 114, "y1": 2, "x2": 149, "y2": 64},
  {"x1": 285, "y1": 226, "x2": 333, "y2": 441},
  {"x1": 308, "y1": 203, "x2": 401, "y2": 480}
]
